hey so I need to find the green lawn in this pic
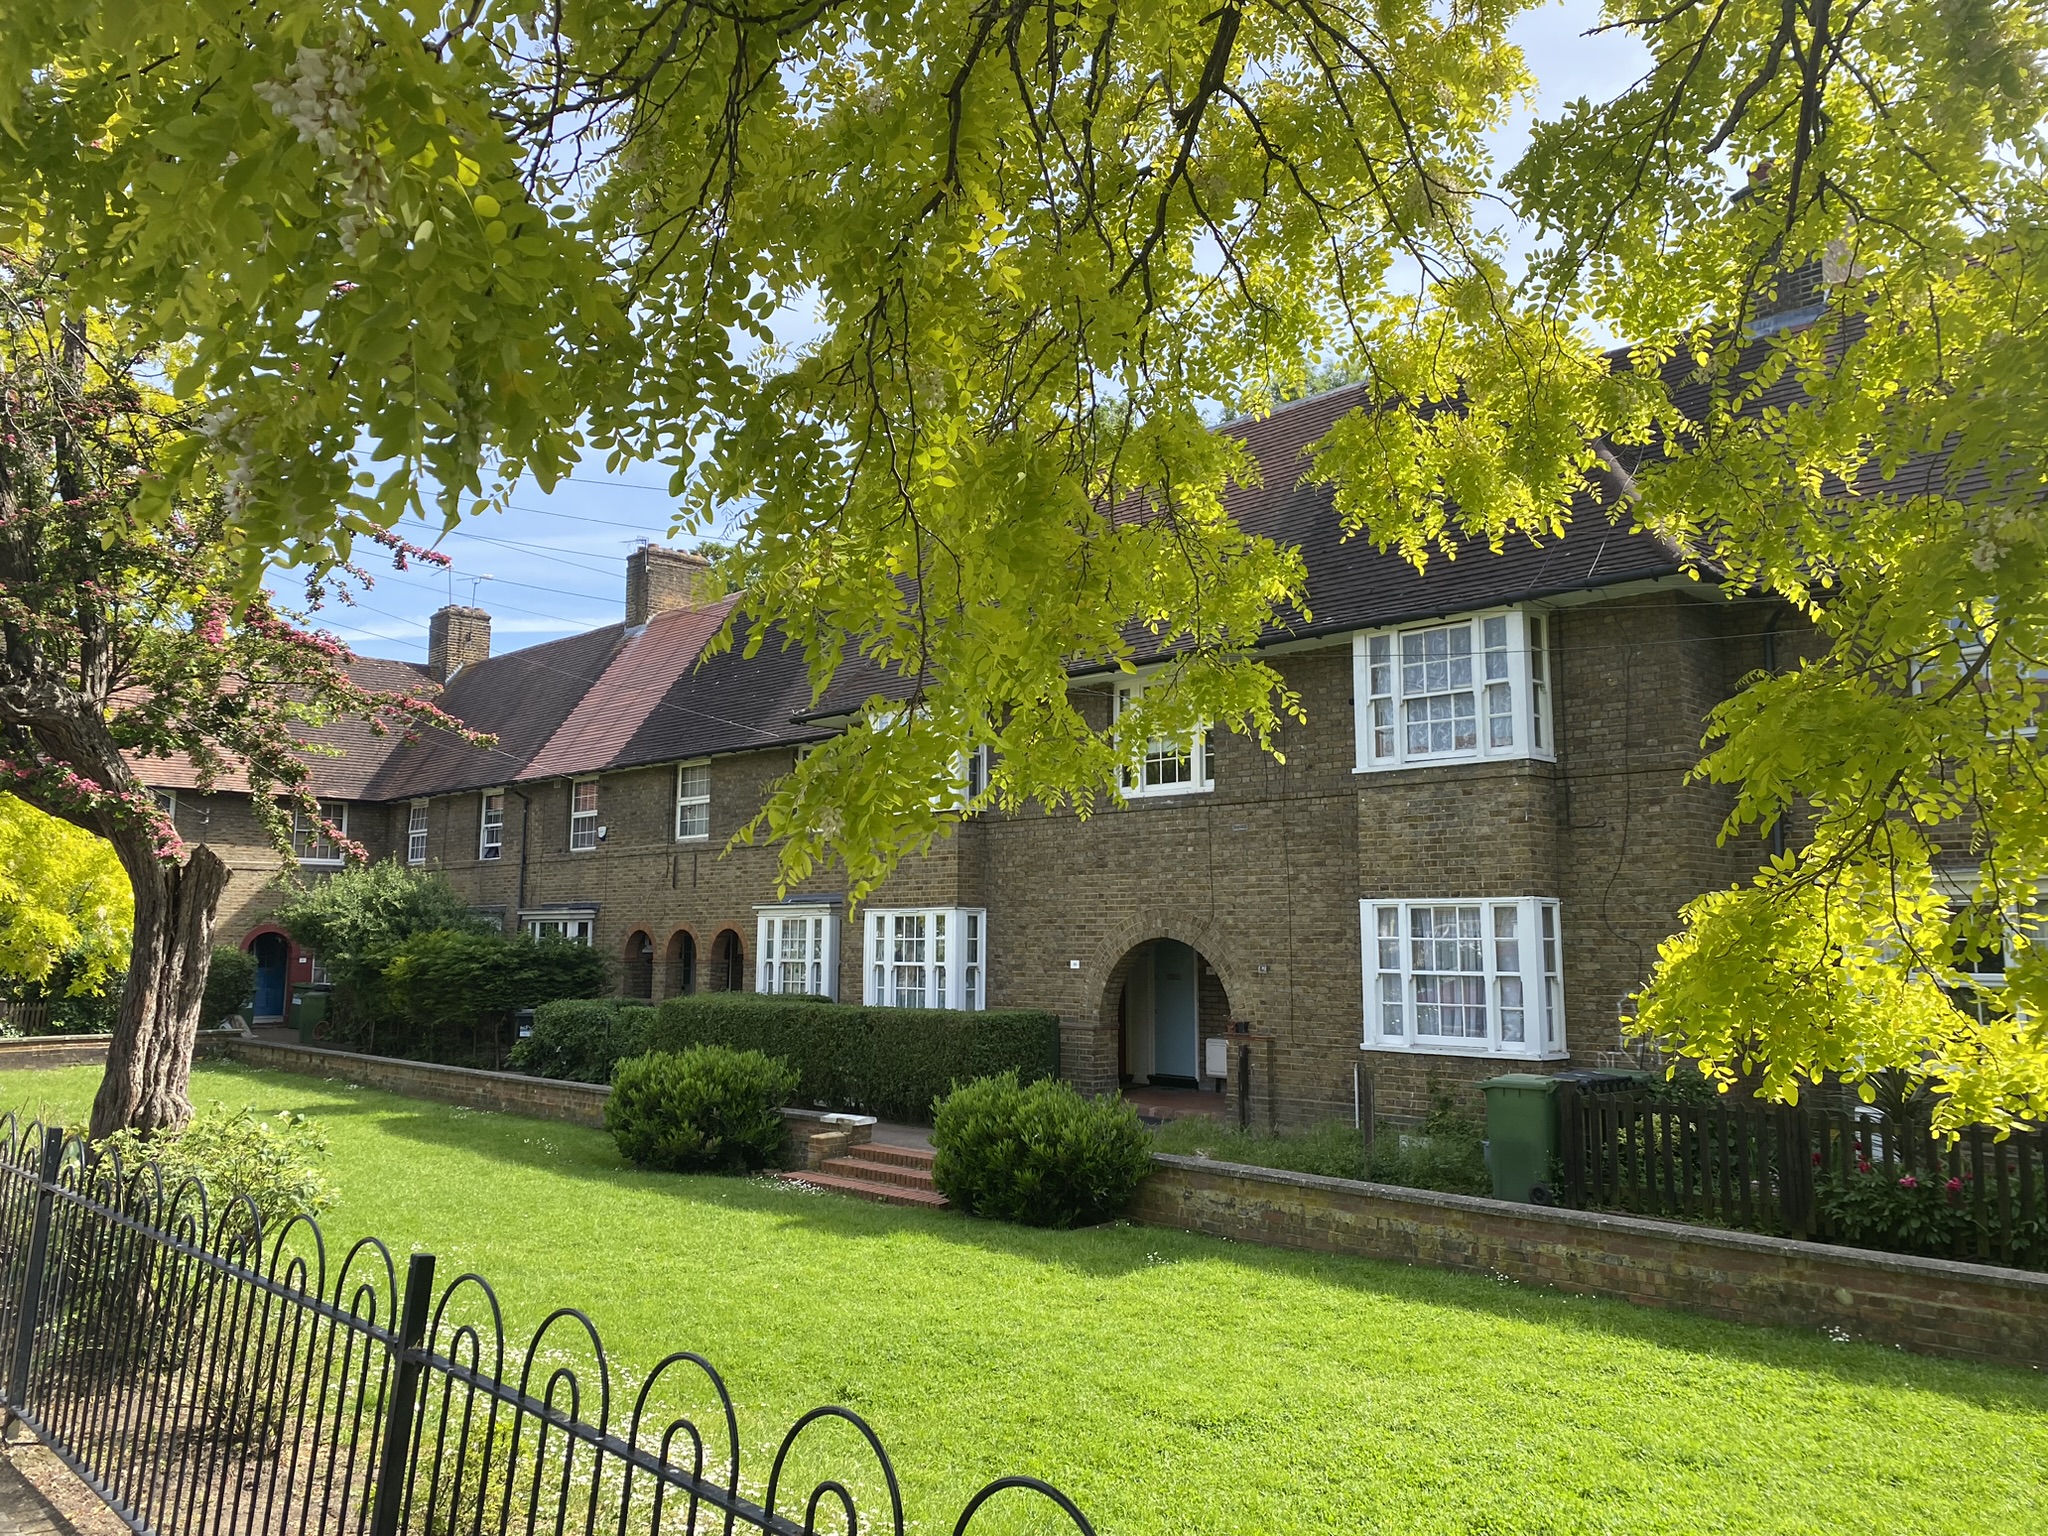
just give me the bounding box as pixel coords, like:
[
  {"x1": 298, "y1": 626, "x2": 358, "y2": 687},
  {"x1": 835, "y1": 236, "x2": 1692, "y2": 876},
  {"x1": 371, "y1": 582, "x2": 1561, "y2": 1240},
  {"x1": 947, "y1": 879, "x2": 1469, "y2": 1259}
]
[{"x1": 8, "y1": 1063, "x2": 2047, "y2": 1536}]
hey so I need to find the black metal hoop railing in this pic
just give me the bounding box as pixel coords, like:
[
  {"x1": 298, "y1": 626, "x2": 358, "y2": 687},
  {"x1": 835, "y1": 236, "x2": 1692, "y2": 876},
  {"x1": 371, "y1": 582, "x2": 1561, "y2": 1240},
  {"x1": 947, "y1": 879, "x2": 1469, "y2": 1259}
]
[{"x1": 0, "y1": 1117, "x2": 1096, "y2": 1536}]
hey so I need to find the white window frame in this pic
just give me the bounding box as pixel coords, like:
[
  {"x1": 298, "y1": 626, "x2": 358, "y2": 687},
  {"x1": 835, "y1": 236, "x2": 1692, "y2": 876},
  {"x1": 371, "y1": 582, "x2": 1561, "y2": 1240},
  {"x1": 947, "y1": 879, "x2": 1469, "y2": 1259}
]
[
  {"x1": 523, "y1": 910, "x2": 595, "y2": 945},
  {"x1": 292, "y1": 801, "x2": 347, "y2": 865},
  {"x1": 152, "y1": 788, "x2": 178, "y2": 825},
  {"x1": 675, "y1": 760, "x2": 711, "y2": 841},
  {"x1": 406, "y1": 800, "x2": 429, "y2": 865},
  {"x1": 569, "y1": 777, "x2": 599, "y2": 852},
  {"x1": 1112, "y1": 677, "x2": 1214, "y2": 798},
  {"x1": 956, "y1": 744, "x2": 991, "y2": 809},
  {"x1": 479, "y1": 790, "x2": 505, "y2": 861},
  {"x1": 1361, "y1": 897, "x2": 1565, "y2": 1060},
  {"x1": 863, "y1": 907, "x2": 987, "y2": 1010},
  {"x1": 755, "y1": 905, "x2": 839, "y2": 999},
  {"x1": 1354, "y1": 607, "x2": 1555, "y2": 773}
]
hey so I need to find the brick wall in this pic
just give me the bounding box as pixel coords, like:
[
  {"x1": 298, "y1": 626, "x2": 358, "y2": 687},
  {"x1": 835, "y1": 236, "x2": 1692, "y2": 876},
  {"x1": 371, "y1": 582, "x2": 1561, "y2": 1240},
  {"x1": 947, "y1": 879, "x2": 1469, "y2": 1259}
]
[
  {"x1": 1133, "y1": 1154, "x2": 2048, "y2": 1368},
  {"x1": 172, "y1": 588, "x2": 1800, "y2": 1132},
  {"x1": 0, "y1": 1036, "x2": 112, "y2": 1071}
]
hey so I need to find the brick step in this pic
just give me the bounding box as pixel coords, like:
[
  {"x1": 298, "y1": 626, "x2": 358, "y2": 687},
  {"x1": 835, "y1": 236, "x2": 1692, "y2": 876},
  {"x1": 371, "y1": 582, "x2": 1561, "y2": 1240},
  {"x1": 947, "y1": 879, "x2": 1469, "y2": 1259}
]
[
  {"x1": 776, "y1": 1170, "x2": 949, "y2": 1209},
  {"x1": 839, "y1": 1142, "x2": 935, "y2": 1171},
  {"x1": 819, "y1": 1154, "x2": 937, "y2": 1192}
]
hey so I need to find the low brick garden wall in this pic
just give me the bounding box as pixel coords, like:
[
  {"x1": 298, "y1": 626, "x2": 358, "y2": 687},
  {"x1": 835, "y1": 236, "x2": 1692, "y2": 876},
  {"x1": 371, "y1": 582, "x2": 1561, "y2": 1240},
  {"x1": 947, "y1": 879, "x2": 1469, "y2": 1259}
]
[
  {"x1": 1133, "y1": 1154, "x2": 2048, "y2": 1368},
  {"x1": 0, "y1": 1035, "x2": 113, "y2": 1071},
  {"x1": 11, "y1": 1032, "x2": 2033, "y2": 1365},
  {"x1": 194, "y1": 1036, "x2": 871, "y2": 1169}
]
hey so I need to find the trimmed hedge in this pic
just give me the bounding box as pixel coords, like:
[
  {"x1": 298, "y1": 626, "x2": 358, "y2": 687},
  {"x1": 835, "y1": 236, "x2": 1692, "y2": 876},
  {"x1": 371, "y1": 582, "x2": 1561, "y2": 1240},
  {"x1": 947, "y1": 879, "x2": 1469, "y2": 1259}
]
[
  {"x1": 508, "y1": 1000, "x2": 657, "y2": 1083},
  {"x1": 606, "y1": 1047, "x2": 799, "y2": 1174},
  {"x1": 644, "y1": 995, "x2": 1060, "y2": 1123}
]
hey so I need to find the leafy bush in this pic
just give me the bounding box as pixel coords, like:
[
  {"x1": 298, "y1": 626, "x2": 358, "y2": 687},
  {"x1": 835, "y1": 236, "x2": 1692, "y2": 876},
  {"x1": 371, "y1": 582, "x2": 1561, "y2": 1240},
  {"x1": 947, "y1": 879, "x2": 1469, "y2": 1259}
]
[
  {"x1": 646, "y1": 995, "x2": 1059, "y2": 1122},
  {"x1": 932, "y1": 1073, "x2": 1152, "y2": 1227},
  {"x1": 510, "y1": 998, "x2": 655, "y2": 1082},
  {"x1": 1811, "y1": 1160, "x2": 2048, "y2": 1266},
  {"x1": 98, "y1": 1104, "x2": 331, "y2": 1239},
  {"x1": 606, "y1": 1047, "x2": 799, "y2": 1174},
  {"x1": 379, "y1": 928, "x2": 609, "y2": 1062},
  {"x1": 200, "y1": 946, "x2": 256, "y2": 1027}
]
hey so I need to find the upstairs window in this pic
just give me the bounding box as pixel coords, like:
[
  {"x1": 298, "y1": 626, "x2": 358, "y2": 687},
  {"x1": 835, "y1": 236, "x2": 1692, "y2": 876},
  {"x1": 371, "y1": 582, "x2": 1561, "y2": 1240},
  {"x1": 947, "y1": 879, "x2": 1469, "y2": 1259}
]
[
  {"x1": 675, "y1": 761, "x2": 711, "y2": 840},
  {"x1": 407, "y1": 801, "x2": 429, "y2": 865},
  {"x1": 1354, "y1": 609, "x2": 1555, "y2": 772},
  {"x1": 864, "y1": 908, "x2": 986, "y2": 1010},
  {"x1": 957, "y1": 744, "x2": 991, "y2": 808},
  {"x1": 479, "y1": 790, "x2": 505, "y2": 861},
  {"x1": 292, "y1": 802, "x2": 347, "y2": 865},
  {"x1": 1363, "y1": 897, "x2": 1564, "y2": 1060},
  {"x1": 569, "y1": 778, "x2": 599, "y2": 852},
  {"x1": 1113, "y1": 679, "x2": 1214, "y2": 798},
  {"x1": 152, "y1": 788, "x2": 178, "y2": 825},
  {"x1": 756, "y1": 906, "x2": 838, "y2": 999}
]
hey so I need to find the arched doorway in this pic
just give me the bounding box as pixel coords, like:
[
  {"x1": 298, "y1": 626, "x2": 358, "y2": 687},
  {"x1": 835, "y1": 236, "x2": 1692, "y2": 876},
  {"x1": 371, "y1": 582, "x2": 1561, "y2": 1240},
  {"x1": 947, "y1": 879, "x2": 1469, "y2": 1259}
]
[
  {"x1": 623, "y1": 931, "x2": 655, "y2": 1000},
  {"x1": 708, "y1": 929, "x2": 745, "y2": 992},
  {"x1": 247, "y1": 931, "x2": 291, "y2": 1023},
  {"x1": 664, "y1": 930, "x2": 696, "y2": 998},
  {"x1": 1113, "y1": 938, "x2": 1232, "y2": 1089}
]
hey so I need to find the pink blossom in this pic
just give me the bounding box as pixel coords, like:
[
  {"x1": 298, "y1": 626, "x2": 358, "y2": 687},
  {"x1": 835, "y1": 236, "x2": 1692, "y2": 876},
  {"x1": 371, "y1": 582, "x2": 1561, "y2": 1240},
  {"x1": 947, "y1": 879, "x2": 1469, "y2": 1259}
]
[{"x1": 1898, "y1": 1175, "x2": 1918, "y2": 1190}]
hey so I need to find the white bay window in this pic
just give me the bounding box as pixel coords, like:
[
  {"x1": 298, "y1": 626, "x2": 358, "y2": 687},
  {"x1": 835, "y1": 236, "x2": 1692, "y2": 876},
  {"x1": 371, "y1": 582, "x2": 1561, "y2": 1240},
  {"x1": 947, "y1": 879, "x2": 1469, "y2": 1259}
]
[
  {"x1": 1354, "y1": 608, "x2": 1554, "y2": 772},
  {"x1": 755, "y1": 906, "x2": 839, "y2": 998},
  {"x1": 864, "y1": 908, "x2": 986, "y2": 1010},
  {"x1": 1362, "y1": 897, "x2": 1564, "y2": 1059}
]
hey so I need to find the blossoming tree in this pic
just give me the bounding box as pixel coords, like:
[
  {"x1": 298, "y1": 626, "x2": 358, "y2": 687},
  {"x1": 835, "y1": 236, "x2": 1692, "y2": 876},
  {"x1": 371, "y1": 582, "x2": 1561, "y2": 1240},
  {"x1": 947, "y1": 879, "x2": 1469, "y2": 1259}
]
[{"x1": 0, "y1": 248, "x2": 462, "y2": 1137}]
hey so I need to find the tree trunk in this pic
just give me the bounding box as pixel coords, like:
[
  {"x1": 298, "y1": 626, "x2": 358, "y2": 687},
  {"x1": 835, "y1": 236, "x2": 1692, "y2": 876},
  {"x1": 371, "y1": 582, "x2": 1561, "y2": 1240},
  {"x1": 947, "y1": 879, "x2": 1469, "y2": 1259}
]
[{"x1": 89, "y1": 844, "x2": 230, "y2": 1141}]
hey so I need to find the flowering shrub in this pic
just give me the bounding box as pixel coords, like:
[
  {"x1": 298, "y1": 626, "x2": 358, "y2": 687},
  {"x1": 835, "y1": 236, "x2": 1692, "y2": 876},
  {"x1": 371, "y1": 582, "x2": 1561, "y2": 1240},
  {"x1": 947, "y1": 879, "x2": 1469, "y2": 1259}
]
[{"x1": 1813, "y1": 1161, "x2": 2048, "y2": 1267}]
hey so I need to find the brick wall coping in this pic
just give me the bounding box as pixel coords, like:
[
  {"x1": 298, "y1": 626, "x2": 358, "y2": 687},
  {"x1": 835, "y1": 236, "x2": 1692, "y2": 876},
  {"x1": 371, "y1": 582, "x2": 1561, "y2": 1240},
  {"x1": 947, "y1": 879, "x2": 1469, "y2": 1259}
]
[
  {"x1": 1148, "y1": 1151, "x2": 2048, "y2": 1294},
  {"x1": 0, "y1": 1035, "x2": 114, "y2": 1069}
]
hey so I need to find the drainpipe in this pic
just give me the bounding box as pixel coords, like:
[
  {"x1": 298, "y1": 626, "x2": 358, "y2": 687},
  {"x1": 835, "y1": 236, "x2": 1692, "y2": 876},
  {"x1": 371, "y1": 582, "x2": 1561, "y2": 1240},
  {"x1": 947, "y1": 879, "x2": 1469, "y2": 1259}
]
[
  {"x1": 512, "y1": 787, "x2": 532, "y2": 921},
  {"x1": 1762, "y1": 613, "x2": 1788, "y2": 860}
]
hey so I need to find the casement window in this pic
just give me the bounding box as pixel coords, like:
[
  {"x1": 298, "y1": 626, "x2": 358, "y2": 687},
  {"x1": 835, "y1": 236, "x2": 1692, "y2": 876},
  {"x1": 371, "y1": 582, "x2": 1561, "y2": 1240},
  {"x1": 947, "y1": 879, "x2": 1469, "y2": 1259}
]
[
  {"x1": 479, "y1": 790, "x2": 505, "y2": 861},
  {"x1": 569, "y1": 778, "x2": 599, "y2": 852},
  {"x1": 755, "y1": 906, "x2": 839, "y2": 999},
  {"x1": 675, "y1": 761, "x2": 711, "y2": 840},
  {"x1": 1362, "y1": 897, "x2": 1564, "y2": 1059},
  {"x1": 1113, "y1": 679, "x2": 1215, "y2": 797},
  {"x1": 291, "y1": 802, "x2": 347, "y2": 865},
  {"x1": 1354, "y1": 608, "x2": 1555, "y2": 772},
  {"x1": 523, "y1": 910, "x2": 595, "y2": 945},
  {"x1": 151, "y1": 788, "x2": 177, "y2": 825},
  {"x1": 957, "y1": 744, "x2": 991, "y2": 807},
  {"x1": 406, "y1": 800, "x2": 429, "y2": 865},
  {"x1": 864, "y1": 908, "x2": 986, "y2": 1010}
]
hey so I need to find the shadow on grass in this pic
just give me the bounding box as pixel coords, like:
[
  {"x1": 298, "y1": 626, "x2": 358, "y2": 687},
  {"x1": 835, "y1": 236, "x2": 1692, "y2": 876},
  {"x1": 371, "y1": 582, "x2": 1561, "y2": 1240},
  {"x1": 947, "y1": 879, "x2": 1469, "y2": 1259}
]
[{"x1": 179, "y1": 1062, "x2": 2048, "y2": 1414}]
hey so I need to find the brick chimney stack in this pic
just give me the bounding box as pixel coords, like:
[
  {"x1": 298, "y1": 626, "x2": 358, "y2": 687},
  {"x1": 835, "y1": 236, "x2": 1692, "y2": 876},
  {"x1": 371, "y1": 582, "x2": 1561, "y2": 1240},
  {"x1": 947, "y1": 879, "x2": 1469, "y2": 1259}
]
[
  {"x1": 427, "y1": 605, "x2": 492, "y2": 682},
  {"x1": 626, "y1": 545, "x2": 724, "y2": 626}
]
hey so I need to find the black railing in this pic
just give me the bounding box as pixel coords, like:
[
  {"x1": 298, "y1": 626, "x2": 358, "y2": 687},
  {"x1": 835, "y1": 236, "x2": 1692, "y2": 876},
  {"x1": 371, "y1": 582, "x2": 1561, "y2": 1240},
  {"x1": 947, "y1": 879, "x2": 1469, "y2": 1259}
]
[
  {"x1": 1558, "y1": 1087, "x2": 2048, "y2": 1267},
  {"x1": 0, "y1": 1116, "x2": 1095, "y2": 1536}
]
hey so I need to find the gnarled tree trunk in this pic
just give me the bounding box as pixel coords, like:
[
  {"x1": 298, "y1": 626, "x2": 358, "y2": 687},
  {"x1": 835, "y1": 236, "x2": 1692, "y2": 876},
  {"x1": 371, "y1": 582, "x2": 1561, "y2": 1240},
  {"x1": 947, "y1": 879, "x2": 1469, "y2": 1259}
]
[{"x1": 88, "y1": 843, "x2": 229, "y2": 1142}]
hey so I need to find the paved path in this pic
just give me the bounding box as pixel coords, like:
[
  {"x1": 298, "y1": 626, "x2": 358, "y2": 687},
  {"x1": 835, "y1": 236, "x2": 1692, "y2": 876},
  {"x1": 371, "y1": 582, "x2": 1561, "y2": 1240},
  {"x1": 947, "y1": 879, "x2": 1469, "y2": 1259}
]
[{"x1": 0, "y1": 1439, "x2": 119, "y2": 1536}]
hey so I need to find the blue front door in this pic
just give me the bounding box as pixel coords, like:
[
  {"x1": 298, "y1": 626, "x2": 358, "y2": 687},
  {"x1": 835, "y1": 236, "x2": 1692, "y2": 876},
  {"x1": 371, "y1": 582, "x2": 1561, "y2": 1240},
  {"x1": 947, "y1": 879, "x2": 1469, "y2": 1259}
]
[
  {"x1": 1152, "y1": 940, "x2": 1199, "y2": 1082},
  {"x1": 250, "y1": 935, "x2": 288, "y2": 1021}
]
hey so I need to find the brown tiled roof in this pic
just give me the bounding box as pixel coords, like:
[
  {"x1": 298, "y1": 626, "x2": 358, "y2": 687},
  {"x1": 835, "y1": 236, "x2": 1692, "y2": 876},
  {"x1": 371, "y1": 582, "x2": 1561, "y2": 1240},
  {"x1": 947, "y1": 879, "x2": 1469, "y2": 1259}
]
[
  {"x1": 362, "y1": 624, "x2": 627, "y2": 799},
  {"x1": 133, "y1": 365, "x2": 1767, "y2": 803},
  {"x1": 122, "y1": 655, "x2": 434, "y2": 796}
]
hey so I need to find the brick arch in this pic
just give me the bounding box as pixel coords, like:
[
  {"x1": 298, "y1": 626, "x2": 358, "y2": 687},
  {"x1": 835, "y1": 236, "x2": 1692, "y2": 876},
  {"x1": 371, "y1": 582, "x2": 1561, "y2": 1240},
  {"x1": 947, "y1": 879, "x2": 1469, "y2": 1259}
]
[
  {"x1": 661, "y1": 926, "x2": 699, "y2": 999},
  {"x1": 1088, "y1": 910, "x2": 1247, "y2": 1030},
  {"x1": 622, "y1": 928, "x2": 656, "y2": 1001}
]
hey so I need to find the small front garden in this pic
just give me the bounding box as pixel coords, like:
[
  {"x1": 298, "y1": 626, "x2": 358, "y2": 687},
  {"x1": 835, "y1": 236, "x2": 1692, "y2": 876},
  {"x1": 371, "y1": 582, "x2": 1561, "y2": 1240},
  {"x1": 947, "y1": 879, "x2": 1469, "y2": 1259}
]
[{"x1": 7, "y1": 1061, "x2": 2048, "y2": 1536}]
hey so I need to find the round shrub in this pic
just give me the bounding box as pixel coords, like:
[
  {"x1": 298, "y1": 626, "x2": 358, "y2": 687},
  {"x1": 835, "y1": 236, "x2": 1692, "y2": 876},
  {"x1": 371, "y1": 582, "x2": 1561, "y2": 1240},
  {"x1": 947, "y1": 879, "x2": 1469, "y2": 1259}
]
[
  {"x1": 931, "y1": 1073, "x2": 1153, "y2": 1227},
  {"x1": 605, "y1": 1047, "x2": 799, "y2": 1174}
]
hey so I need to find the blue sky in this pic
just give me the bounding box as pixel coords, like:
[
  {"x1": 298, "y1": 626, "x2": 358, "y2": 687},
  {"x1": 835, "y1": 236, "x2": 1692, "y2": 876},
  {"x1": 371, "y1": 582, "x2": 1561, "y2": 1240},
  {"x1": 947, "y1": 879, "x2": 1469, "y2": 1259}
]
[{"x1": 313, "y1": 0, "x2": 1647, "y2": 666}]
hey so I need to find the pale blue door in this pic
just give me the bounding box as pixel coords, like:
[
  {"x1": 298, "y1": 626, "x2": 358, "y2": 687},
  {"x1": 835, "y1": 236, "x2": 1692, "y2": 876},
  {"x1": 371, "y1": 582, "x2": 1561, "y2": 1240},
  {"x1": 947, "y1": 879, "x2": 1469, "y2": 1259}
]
[{"x1": 1152, "y1": 940, "x2": 1199, "y2": 1083}]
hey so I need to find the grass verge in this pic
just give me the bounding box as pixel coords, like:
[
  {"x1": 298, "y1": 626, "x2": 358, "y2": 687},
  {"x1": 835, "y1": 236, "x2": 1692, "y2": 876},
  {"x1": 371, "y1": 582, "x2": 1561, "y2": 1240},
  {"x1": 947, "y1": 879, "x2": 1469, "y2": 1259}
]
[{"x1": 7, "y1": 1063, "x2": 2047, "y2": 1536}]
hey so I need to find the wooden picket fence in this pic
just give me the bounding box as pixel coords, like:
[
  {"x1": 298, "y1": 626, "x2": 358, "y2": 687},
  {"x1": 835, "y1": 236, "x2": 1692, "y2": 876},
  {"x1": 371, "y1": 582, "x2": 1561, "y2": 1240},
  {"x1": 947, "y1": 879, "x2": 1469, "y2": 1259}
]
[{"x1": 1556, "y1": 1085, "x2": 2048, "y2": 1268}]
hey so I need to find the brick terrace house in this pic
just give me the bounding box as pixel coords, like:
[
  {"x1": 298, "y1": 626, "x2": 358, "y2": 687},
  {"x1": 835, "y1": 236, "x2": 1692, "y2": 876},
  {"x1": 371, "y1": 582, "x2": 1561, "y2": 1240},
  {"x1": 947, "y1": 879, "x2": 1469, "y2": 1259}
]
[{"x1": 141, "y1": 382, "x2": 1789, "y2": 1125}]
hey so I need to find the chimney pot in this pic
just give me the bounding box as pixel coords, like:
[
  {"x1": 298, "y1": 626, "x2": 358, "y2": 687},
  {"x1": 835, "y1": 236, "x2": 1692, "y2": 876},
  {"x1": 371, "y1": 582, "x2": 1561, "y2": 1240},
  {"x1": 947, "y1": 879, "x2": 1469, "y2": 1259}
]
[
  {"x1": 626, "y1": 546, "x2": 724, "y2": 626},
  {"x1": 428, "y1": 605, "x2": 491, "y2": 682}
]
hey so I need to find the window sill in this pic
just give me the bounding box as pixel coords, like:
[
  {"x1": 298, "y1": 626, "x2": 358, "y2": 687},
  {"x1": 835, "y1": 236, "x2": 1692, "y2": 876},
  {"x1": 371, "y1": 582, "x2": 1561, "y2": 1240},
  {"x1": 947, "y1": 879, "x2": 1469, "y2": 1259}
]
[
  {"x1": 674, "y1": 834, "x2": 711, "y2": 844},
  {"x1": 1122, "y1": 782, "x2": 1216, "y2": 801},
  {"x1": 1355, "y1": 753, "x2": 1556, "y2": 775},
  {"x1": 1362, "y1": 1039, "x2": 1568, "y2": 1062}
]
